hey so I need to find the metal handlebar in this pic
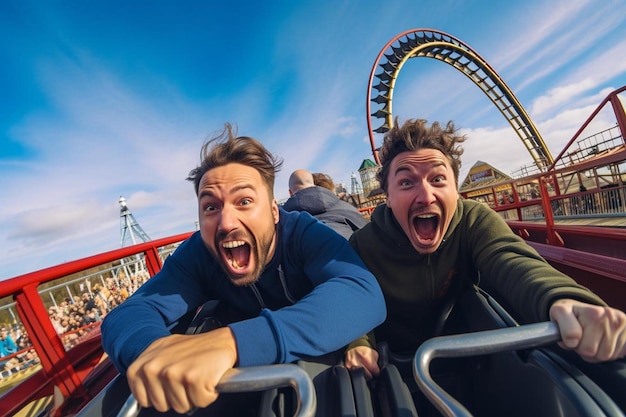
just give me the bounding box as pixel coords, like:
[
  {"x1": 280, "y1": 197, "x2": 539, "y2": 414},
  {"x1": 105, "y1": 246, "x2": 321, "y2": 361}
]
[
  {"x1": 413, "y1": 322, "x2": 561, "y2": 417},
  {"x1": 116, "y1": 364, "x2": 317, "y2": 417}
]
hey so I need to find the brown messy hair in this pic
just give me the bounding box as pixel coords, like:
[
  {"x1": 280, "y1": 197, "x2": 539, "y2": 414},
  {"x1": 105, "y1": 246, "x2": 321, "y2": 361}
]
[
  {"x1": 377, "y1": 118, "x2": 466, "y2": 192},
  {"x1": 312, "y1": 173, "x2": 335, "y2": 192},
  {"x1": 187, "y1": 123, "x2": 283, "y2": 197}
]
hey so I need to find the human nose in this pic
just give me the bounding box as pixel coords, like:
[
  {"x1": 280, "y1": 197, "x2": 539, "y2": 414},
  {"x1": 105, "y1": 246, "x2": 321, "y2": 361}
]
[
  {"x1": 414, "y1": 182, "x2": 436, "y2": 205},
  {"x1": 217, "y1": 205, "x2": 239, "y2": 234}
]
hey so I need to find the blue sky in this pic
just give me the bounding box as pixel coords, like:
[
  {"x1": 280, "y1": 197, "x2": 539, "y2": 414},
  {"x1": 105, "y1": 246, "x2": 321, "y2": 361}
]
[{"x1": 2, "y1": 0, "x2": 626, "y2": 280}]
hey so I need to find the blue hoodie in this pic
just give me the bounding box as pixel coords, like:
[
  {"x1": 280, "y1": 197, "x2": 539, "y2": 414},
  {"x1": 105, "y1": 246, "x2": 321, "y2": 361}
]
[{"x1": 101, "y1": 208, "x2": 386, "y2": 372}]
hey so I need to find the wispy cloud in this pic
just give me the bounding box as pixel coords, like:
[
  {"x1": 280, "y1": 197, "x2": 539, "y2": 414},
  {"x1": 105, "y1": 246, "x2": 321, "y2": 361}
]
[
  {"x1": 489, "y1": 0, "x2": 590, "y2": 74},
  {"x1": 2, "y1": 0, "x2": 626, "y2": 280}
]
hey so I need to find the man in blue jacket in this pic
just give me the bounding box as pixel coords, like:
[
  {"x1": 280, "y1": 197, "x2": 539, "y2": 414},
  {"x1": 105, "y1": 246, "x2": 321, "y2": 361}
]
[{"x1": 101, "y1": 123, "x2": 386, "y2": 414}]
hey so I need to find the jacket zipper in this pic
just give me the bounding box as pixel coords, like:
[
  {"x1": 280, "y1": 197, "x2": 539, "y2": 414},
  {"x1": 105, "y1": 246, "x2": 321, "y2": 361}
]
[
  {"x1": 250, "y1": 284, "x2": 266, "y2": 309},
  {"x1": 429, "y1": 238, "x2": 447, "y2": 299},
  {"x1": 427, "y1": 254, "x2": 435, "y2": 299},
  {"x1": 278, "y1": 264, "x2": 296, "y2": 304},
  {"x1": 250, "y1": 264, "x2": 296, "y2": 308}
]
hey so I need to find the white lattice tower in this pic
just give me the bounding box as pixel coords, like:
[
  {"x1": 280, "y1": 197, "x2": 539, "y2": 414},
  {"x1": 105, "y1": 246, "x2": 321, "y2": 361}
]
[
  {"x1": 119, "y1": 196, "x2": 151, "y2": 247},
  {"x1": 350, "y1": 172, "x2": 362, "y2": 195}
]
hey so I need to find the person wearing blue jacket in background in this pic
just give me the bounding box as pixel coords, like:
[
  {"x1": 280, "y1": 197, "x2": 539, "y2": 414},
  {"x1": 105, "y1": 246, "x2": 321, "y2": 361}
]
[
  {"x1": 0, "y1": 327, "x2": 18, "y2": 374},
  {"x1": 0, "y1": 327, "x2": 17, "y2": 358},
  {"x1": 101, "y1": 123, "x2": 386, "y2": 414}
]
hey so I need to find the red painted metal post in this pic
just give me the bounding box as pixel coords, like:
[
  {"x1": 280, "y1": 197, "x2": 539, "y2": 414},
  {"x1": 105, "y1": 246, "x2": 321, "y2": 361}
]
[
  {"x1": 14, "y1": 284, "x2": 87, "y2": 399},
  {"x1": 144, "y1": 246, "x2": 164, "y2": 276},
  {"x1": 539, "y1": 174, "x2": 560, "y2": 246},
  {"x1": 610, "y1": 90, "x2": 626, "y2": 146}
]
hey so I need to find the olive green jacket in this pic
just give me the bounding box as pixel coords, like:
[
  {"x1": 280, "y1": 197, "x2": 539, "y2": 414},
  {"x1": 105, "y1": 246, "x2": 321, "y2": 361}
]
[{"x1": 349, "y1": 198, "x2": 605, "y2": 353}]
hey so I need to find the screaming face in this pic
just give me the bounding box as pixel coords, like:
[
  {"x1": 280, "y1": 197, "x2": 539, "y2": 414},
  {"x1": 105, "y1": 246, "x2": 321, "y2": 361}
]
[
  {"x1": 198, "y1": 163, "x2": 279, "y2": 286},
  {"x1": 222, "y1": 238, "x2": 250, "y2": 271},
  {"x1": 386, "y1": 149, "x2": 459, "y2": 254}
]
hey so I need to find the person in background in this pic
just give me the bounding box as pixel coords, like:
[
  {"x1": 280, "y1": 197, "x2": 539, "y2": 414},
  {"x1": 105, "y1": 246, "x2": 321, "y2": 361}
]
[
  {"x1": 283, "y1": 169, "x2": 367, "y2": 239},
  {"x1": 0, "y1": 327, "x2": 17, "y2": 358},
  {"x1": 0, "y1": 326, "x2": 18, "y2": 376},
  {"x1": 344, "y1": 118, "x2": 626, "y2": 379},
  {"x1": 101, "y1": 123, "x2": 385, "y2": 414},
  {"x1": 312, "y1": 172, "x2": 335, "y2": 191},
  {"x1": 312, "y1": 172, "x2": 361, "y2": 207}
]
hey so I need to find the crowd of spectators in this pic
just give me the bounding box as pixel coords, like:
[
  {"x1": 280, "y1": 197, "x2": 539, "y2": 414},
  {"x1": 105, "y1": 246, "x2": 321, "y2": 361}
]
[
  {"x1": 0, "y1": 325, "x2": 36, "y2": 379},
  {"x1": 1, "y1": 270, "x2": 151, "y2": 378}
]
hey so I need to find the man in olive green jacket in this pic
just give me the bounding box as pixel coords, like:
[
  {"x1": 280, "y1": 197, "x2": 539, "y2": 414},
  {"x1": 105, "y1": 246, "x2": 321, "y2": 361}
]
[{"x1": 345, "y1": 118, "x2": 626, "y2": 379}]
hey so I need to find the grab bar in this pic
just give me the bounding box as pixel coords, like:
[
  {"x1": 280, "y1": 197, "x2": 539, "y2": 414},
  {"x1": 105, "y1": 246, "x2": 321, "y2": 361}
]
[
  {"x1": 413, "y1": 322, "x2": 561, "y2": 417},
  {"x1": 117, "y1": 363, "x2": 316, "y2": 417}
]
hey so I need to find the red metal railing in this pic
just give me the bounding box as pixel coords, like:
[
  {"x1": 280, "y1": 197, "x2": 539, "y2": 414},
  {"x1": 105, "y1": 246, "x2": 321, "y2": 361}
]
[
  {"x1": 0, "y1": 232, "x2": 193, "y2": 417},
  {"x1": 457, "y1": 87, "x2": 626, "y2": 312}
]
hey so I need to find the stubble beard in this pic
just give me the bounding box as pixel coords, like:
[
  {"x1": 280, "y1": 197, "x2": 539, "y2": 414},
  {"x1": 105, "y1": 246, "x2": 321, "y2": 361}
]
[{"x1": 212, "y1": 224, "x2": 276, "y2": 287}]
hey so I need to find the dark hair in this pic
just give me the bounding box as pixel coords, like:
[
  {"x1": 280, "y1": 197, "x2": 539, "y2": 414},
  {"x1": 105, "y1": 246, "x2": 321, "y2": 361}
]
[
  {"x1": 187, "y1": 123, "x2": 283, "y2": 197},
  {"x1": 312, "y1": 173, "x2": 335, "y2": 191},
  {"x1": 377, "y1": 118, "x2": 465, "y2": 192}
]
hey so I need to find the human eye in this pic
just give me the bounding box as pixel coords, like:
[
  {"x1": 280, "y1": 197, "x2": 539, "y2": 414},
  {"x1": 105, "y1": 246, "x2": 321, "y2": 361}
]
[
  {"x1": 239, "y1": 197, "x2": 253, "y2": 207},
  {"x1": 432, "y1": 174, "x2": 448, "y2": 184},
  {"x1": 200, "y1": 197, "x2": 220, "y2": 213},
  {"x1": 394, "y1": 173, "x2": 412, "y2": 187}
]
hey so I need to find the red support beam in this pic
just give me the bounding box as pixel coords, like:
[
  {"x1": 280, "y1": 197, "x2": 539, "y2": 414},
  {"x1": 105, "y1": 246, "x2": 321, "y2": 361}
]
[{"x1": 14, "y1": 284, "x2": 86, "y2": 398}]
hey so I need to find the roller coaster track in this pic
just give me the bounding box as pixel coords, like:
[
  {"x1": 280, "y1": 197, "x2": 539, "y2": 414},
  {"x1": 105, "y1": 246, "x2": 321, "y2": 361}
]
[{"x1": 366, "y1": 28, "x2": 553, "y2": 171}]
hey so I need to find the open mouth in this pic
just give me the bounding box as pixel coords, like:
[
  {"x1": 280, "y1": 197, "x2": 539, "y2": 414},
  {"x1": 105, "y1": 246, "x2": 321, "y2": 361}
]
[
  {"x1": 222, "y1": 240, "x2": 251, "y2": 271},
  {"x1": 413, "y1": 214, "x2": 439, "y2": 242}
]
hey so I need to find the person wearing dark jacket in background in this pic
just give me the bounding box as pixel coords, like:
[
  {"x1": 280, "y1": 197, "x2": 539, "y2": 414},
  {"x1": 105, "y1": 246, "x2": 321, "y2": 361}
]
[{"x1": 283, "y1": 169, "x2": 367, "y2": 239}]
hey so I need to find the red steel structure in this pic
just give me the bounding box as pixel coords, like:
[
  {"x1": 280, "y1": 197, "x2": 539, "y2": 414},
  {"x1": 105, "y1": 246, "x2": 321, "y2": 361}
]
[
  {"x1": 461, "y1": 86, "x2": 626, "y2": 311},
  {"x1": 0, "y1": 233, "x2": 192, "y2": 417}
]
